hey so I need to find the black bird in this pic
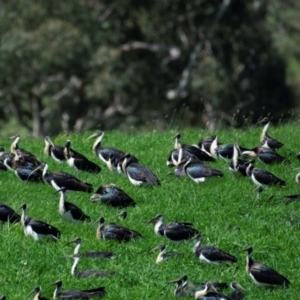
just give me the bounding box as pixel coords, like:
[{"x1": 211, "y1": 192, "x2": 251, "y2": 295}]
[
  {"x1": 195, "y1": 282, "x2": 230, "y2": 300},
  {"x1": 147, "y1": 214, "x2": 199, "y2": 242},
  {"x1": 168, "y1": 133, "x2": 214, "y2": 166},
  {"x1": 150, "y1": 244, "x2": 183, "y2": 263},
  {"x1": 255, "y1": 117, "x2": 284, "y2": 150},
  {"x1": 47, "y1": 279, "x2": 106, "y2": 299},
  {"x1": 241, "y1": 146, "x2": 289, "y2": 164},
  {"x1": 192, "y1": 234, "x2": 237, "y2": 264},
  {"x1": 85, "y1": 130, "x2": 129, "y2": 170},
  {"x1": 64, "y1": 140, "x2": 101, "y2": 173},
  {"x1": 55, "y1": 187, "x2": 91, "y2": 223},
  {"x1": 4, "y1": 151, "x2": 43, "y2": 183},
  {"x1": 65, "y1": 237, "x2": 114, "y2": 259},
  {"x1": 0, "y1": 296, "x2": 5, "y2": 300},
  {"x1": 30, "y1": 163, "x2": 93, "y2": 193},
  {"x1": 181, "y1": 155, "x2": 223, "y2": 183},
  {"x1": 243, "y1": 246, "x2": 290, "y2": 287},
  {"x1": 90, "y1": 184, "x2": 136, "y2": 207},
  {"x1": 227, "y1": 281, "x2": 245, "y2": 300},
  {"x1": 229, "y1": 144, "x2": 254, "y2": 177},
  {"x1": 121, "y1": 153, "x2": 160, "y2": 186},
  {"x1": 64, "y1": 254, "x2": 115, "y2": 279},
  {"x1": 44, "y1": 136, "x2": 65, "y2": 163},
  {"x1": 198, "y1": 135, "x2": 217, "y2": 153},
  {"x1": 210, "y1": 136, "x2": 249, "y2": 162},
  {"x1": 0, "y1": 203, "x2": 21, "y2": 224},
  {"x1": 94, "y1": 216, "x2": 142, "y2": 242},
  {"x1": 246, "y1": 164, "x2": 286, "y2": 193},
  {"x1": 19, "y1": 203, "x2": 61, "y2": 241},
  {"x1": 10, "y1": 134, "x2": 42, "y2": 166},
  {"x1": 27, "y1": 286, "x2": 49, "y2": 300}
]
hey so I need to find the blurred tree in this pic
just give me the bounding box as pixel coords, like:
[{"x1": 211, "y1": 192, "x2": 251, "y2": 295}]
[{"x1": 0, "y1": 0, "x2": 296, "y2": 136}]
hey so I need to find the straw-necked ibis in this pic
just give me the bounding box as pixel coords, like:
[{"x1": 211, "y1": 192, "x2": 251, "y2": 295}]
[
  {"x1": 19, "y1": 203, "x2": 61, "y2": 241},
  {"x1": 30, "y1": 163, "x2": 93, "y2": 192},
  {"x1": 94, "y1": 216, "x2": 142, "y2": 242},
  {"x1": 243, "y1": 246, "x2": 290, "y2": 287},
  {"x1": 90, "y1": 184, "x2": 136, "y2": 207},
  {"x1": 192, "y1": 234, "x2": 237, "y2": 264},
  {"x1": 55, "y1": 187, "x2": 90, "y2": 223},
  {"x1": 147, "y1": 214, "x2": 199, "y2": 242}
]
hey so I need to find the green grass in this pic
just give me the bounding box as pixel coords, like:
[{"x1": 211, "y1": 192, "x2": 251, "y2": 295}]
[{"x1": 0, "y1": 123, "x2": 299, "y2": 299}]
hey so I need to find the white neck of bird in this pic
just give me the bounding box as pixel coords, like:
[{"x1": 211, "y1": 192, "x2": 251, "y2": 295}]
[
  {"x1": 260, "y1": 122, "x2": 270, "y2": 141},
  {"x1": 11, "y1": 137, "x2": 20, "y2": 153},
  {"x1": 154, "y1": 218, "x2": 163, "y2": 235},
  {"x1": 71, "y1": 256, "x2": 80, "y2": 276},
  {"x1": 210, "y1": 137, "x2": 218, "y2": 158},
  {"x1": 21, "y1": 208, "x2": 28, "y2": 226},
  {"x1": 177, "y1": 148, "x2": 183, "y2": 165},
  {"x1": 3, "y1": 159, "x2": 13, "y2": 171},
  {"x1": 42, "y1": 164, "x2": 49, "y2": 177},
  {"x1": 93, "y1": 135, "x2": 103, "y2": 152},
  {"x1": 193, "y1": 240, "x2": 201, "y2": 253},
  {"x1": 53, "y1": 285, "x2": 61, "y2": 299},
  {"x1": 73, "y1": 243, "x2": 81, "y2": 255},
  {"x1": 232, "y1": 145, "x2": 238, "y2": 169},
  {"x1": 174, "y1": 136, "x2": 181, "y2": 149}
]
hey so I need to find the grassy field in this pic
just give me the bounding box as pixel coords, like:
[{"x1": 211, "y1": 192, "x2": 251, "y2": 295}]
[{"x1": 0, "y1": 123, "x2": 299, "y2": 299}]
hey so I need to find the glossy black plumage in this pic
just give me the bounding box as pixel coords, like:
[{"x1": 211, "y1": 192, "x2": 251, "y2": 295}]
[
  {"x1": 121, "y1": 153, "x2": 160, "y2": 186},
  {"x1": 246, "y1": 164, "x2": 286, "y2": 192},
  {"x1": 65, "y1": 237, "x2": 114, "y2": 259},
  {"x1": 10, "y1": 134, "x2": 43, "y2": 167},
  {"x1": 192, "y1": 234, "x2": 237, "y2": 264},
  {"x1": 242, "y1": 146, "x2": 289, "y2": 164},
  {"x1": 48, "y1": 280, "x2": 106, "y2": 299},
  {"x1": 147, "y1": 214, "x2": 199, "y2": 242},
  {"x1": 171, "y1": 133, "x2": 215, "y2": 165},
  {"x1": 210, "y1": 136, "x2": 249, "y2": 161},
  {"x1": 90, "y1": 184, "x2": 136, "y2": 207},
  {"x1": 94, "y1": 216, "x2": 142, "y2": 242},
  {"x1": 55, "y1": 188, "x2": 91, "y2": 223},
  {"x1": 65, "y1": 254, "x2": 115, "y2": 279},
  {"x1": 44, "y1": 136, "x2": 65, "y2": 163},
  {"x1": 20, "y1": 203, "x2": 61, "y2": 241},
  {"x1": 85, "y1": 131, "x2": 130, "y2": 170},
  {"x1": 31, "y1": 163, "x2": 93, "y2": 193},
  {"x1": 244, "y1": 246, "x2": 290, "y2": 287},
  {"x1": 4, "y1": 151, "x2": 44, "y2": 183},
  {"x1": 181, "y1": 156, "x2": 223, "y2": 183},
  {"x1": 256, "y1": 117, "x2": 284, "y2": 150},
  {"x1": 64, "y1": 140, "x2": 101, "y2": 173},
  {"x1": 0, "y1": 203, "x2": 20, "y2": 224}
]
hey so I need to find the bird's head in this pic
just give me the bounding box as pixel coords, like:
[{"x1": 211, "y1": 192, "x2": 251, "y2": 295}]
[
  {"x1": 116, "y1": 210, "x2": 127, "y2": 220},
  {"x1": 150, "y1": 244, "x2": 166, "y2": 253},
  {"x1": 84, "y1": 131, "x2": 104, "y2": 142},
  {"x1": 26, "y1": 286, "x2": 41, "y2": 299},
  {"x1": 64, "y1": 237, "x2": 82, "y2": 247},
  {"x1": 146, "y1": 214, "x2": 163, "y2": 225}
]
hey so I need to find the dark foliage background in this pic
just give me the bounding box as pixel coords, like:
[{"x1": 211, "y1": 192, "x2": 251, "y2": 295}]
[{"x1": 0, "y1": 0, "x2": 299, "y2": 137}]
